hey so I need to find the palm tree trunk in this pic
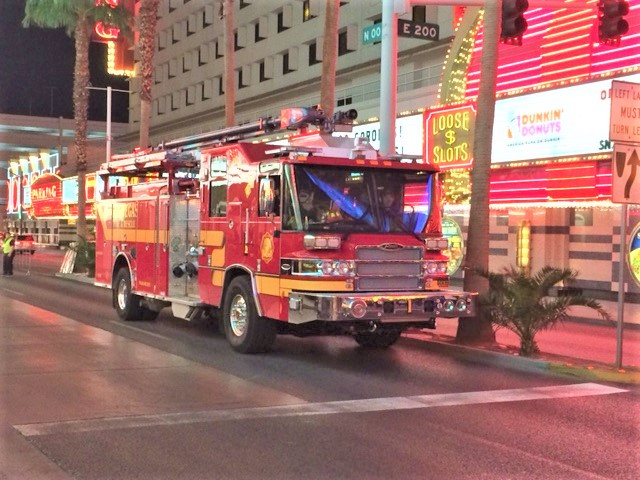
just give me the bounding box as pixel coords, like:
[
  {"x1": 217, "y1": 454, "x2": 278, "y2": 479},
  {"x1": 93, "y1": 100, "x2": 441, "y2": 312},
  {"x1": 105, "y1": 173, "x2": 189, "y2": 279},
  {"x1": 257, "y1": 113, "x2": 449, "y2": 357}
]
[
  {"x1": 456, "y1": 0, "x2": 501, "y2": 343},
  {"x1": 138, "y1": 0, "x2": 160, "y2": 149},
  {"x1": 73, "y1": 19, "x2": 92, "y2": 241},
  {"x1": 223, "y1": 0, "x2": 235, "y2": 127},
  {"x1": 320, "y1": 0, "x2": 340, "y2": 116}
]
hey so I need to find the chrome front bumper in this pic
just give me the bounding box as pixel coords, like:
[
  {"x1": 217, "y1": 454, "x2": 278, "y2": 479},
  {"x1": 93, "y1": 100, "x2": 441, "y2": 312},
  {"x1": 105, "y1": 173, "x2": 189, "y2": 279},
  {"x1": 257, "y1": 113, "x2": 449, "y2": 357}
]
[{"x1": 287, "y1": 291, "x2": 476, "y2": 325}]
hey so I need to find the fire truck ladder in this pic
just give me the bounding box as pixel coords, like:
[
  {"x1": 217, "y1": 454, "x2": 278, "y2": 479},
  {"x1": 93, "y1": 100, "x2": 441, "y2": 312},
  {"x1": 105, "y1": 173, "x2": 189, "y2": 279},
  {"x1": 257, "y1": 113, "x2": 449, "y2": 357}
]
[{"x1": 161, "y1": 106, "x2": 358, "y2": 151}]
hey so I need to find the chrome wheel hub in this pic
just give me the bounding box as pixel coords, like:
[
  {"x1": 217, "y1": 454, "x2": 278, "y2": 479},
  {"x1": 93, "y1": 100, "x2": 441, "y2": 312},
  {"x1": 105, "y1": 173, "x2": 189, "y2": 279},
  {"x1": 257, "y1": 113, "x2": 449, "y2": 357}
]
[
  {"x1": 117, "y1": 279, "x2": 128, "y2": 311},
  {"x1": 229, "y1": 294, "x2": 248, "y2": 337}
]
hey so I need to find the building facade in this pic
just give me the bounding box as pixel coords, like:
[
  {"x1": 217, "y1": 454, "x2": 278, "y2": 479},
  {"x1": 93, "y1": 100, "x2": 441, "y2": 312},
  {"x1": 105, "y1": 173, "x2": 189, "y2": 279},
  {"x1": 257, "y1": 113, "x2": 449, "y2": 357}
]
[{"x1": 121, "y1": 0, "x2": 454, "y2": 147}]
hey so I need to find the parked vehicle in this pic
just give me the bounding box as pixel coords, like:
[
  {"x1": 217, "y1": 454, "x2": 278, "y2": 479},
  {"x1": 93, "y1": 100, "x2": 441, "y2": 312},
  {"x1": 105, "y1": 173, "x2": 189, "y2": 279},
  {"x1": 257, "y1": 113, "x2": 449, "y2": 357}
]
[
  {"x1": 95, "y1": 107, "x2": 476, "y2": 353},
  {"x1": 14, "y1": 234, "x2": 35, "y2": 254}
]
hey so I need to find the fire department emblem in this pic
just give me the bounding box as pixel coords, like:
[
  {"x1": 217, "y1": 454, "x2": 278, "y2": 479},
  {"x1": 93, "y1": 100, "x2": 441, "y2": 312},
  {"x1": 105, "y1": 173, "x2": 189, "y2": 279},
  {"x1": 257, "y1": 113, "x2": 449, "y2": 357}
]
[{"x1": 260, "y1": 232, "x2": 274, "y2": 263}]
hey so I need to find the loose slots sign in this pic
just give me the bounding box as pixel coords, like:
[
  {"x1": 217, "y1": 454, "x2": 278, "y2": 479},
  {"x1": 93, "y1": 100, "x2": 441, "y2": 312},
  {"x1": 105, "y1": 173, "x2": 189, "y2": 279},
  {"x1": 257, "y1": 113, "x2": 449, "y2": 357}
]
[{"x1": 423, "y1": 104, "x2": 476, "y2": 170}]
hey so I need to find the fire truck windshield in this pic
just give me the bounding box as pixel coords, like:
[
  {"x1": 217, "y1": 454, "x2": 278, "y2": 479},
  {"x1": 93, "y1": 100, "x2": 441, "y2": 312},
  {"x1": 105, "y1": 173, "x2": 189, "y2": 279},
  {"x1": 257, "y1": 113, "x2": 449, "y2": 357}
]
[{"x1": 283, "y1": 164, "x2": 434, "y2": 233}]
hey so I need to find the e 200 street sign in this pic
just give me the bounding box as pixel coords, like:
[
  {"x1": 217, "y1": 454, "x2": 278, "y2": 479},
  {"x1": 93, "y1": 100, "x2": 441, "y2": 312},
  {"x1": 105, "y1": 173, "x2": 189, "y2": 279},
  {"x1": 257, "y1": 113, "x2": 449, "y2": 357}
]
[{"x1": 398, "y1": 19, "x2": 439, "y2": 41}]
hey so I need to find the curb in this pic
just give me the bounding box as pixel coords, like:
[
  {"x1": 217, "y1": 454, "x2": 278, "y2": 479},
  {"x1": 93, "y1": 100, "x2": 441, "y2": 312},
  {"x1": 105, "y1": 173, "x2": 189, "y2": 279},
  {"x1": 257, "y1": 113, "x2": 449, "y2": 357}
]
[
  {"x1": 54, "y1": 272, "x2": 97, "y2": 285},
  {"x1": 403, "y1": 333, "x2": 640, "y2": 385}
]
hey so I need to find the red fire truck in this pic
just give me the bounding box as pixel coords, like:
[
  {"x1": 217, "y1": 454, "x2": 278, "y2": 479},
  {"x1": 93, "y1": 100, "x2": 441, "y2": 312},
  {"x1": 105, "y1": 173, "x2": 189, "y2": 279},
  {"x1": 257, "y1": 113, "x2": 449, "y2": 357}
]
[{"x1": 95, "y1": 107, "x2": 475, "y2": 353}]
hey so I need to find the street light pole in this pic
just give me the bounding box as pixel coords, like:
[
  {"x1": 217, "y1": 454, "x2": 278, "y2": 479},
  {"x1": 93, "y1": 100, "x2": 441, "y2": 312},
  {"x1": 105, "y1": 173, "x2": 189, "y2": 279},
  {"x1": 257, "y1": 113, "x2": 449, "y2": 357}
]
[{"x1": 87, "y1": 86, "x2": 130, "y2": 167}]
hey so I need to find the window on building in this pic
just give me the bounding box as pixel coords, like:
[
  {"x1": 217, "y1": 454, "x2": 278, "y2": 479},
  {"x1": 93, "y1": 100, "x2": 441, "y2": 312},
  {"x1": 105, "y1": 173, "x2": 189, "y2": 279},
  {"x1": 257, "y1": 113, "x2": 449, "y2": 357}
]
[
  {"x1": 283, "y1": 52, "x2": 292, "y2": 74},
  {"x1": 254, "y1": 22, "x2": 265, "y2": 42},
  {"x1": 215, "y1": 41, "x2": 223, "y2": 59},
  {"x1": 338, "y1": 30, "x2": 354, "y2": 56},
  {"x1": 412, "y1": 6, "x2": 426, "y2": 23},
  {"x1": 238, "y1": 69, "x2": 247, "y2": 89},
  {"x1": 337, "y1": 96, "x2": 352, "y2": 107},
  {"x1": 240, "y1": 0, "x2": 251, "y2": 8},
  {"x1": 234, "y1": 31, "x2": 241, "y2": 51},
  {"x1": 277, "y1": 11, "x2": 289, "y2": 32},
  {"x1": 516, "y1": 220, "x2": 531, "y2": 276},
  {"x1": 198, "y1": 45, "x2": 208, "y2": 66},
  {"x1": 259, "y1": 61, "x2": 267, "y2": 82},
  {"x1": 218, "y1": 77, "x2": 224, "y2": 96},
  {"x1": 201, "y1": 80, "x2": 212, "y2": 100},
  {"x1": 303, "y1": 0, "x2": 316, "y2": 22},
  {"x1": 308, "y1": 41, "x2": 320, "y2": 66}
]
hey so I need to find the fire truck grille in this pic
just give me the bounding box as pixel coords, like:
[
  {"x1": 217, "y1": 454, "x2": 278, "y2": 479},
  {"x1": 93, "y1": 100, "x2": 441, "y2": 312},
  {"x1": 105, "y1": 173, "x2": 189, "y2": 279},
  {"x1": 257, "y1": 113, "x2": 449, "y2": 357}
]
[{"x1": 354, "y1": 246, "x2": 423, "y2": 292}]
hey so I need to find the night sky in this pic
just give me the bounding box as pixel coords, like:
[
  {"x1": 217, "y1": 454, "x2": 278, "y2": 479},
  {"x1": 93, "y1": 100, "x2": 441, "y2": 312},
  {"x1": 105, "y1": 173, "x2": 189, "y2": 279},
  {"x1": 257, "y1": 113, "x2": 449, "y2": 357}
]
[{"x1": 0, "y1": 0, "x2": 129, "y2": 122}]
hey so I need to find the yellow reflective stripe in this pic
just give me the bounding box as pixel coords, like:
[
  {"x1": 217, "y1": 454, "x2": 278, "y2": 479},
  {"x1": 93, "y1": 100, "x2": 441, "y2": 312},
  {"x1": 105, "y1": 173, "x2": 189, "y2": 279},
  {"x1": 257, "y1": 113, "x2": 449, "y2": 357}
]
[
  {"x1": 212, "y1": 270, "x2": 224, "y2": 287},
  {"x1": 201, "y1": 230, "x2": 225, "y2": 247},
  {"x1": 211, "y1": 247, "x2": 225, "y2": 267},
  {"x1": 255, "y1": 276, "x2": 352, "y2": 299},
  {"x1": 105, "y1": 229, "x2": 168, "y2": 243}
]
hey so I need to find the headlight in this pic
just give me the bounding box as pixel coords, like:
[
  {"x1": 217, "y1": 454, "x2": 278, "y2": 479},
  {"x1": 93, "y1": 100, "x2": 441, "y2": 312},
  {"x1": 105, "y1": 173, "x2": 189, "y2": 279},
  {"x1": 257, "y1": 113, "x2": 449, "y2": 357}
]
[
  {"x1": 425, "y1": 262, "x2": 438, "y2": 274},
  {"x1": 321, "y1": 260, "x2": 334, "y2": 275},
  {"x1": 437, "y1": 262, "x2": 448, "y2": 274},
  {"x1": 455, "y1": 298, "x2": 468, "y2": 312},
  {"x1": 336, "y1": 261, "x2": 352, "y2": 276},
  {"x1": 444, "y1": 300, "x2": 455, "y2": 312}
]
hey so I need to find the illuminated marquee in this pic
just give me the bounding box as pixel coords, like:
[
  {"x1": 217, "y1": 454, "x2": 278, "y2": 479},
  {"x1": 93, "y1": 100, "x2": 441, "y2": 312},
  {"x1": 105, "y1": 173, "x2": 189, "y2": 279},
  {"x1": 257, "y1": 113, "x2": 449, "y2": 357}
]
[
  {"x1": 30, "y1": 174, "x2": 64, "y2": 218},
  {"x1": 423, "y1": 103, "x2": 476, "y2": 170},
  {"x1": 93, "y1": 0, "x2": 135, "y2": 77}
]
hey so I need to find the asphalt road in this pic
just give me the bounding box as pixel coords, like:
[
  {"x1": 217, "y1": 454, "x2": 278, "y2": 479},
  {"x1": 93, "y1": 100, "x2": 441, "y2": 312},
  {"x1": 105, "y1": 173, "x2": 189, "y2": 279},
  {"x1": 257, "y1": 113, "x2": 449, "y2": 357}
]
[{"x1": 1, "y1": 249, "x2": 638, "y2": 479}]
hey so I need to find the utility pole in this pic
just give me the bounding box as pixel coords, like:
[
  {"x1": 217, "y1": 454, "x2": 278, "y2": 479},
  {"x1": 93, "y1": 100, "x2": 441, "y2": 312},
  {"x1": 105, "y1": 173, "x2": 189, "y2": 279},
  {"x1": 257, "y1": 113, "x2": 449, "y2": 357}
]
[{"x1": 87, "y1": 86, "x2": 130, "y2": 166}]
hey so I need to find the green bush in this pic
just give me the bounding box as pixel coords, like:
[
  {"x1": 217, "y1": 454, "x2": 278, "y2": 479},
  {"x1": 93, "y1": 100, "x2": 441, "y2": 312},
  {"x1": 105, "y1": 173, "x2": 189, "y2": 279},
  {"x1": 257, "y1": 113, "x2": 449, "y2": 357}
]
[
  {"x1": 480, "y1": 266, "x2": 611, "y2": 356},
  {"x1": 71, "y1": 236, "x2": 96, "y2": 277}
]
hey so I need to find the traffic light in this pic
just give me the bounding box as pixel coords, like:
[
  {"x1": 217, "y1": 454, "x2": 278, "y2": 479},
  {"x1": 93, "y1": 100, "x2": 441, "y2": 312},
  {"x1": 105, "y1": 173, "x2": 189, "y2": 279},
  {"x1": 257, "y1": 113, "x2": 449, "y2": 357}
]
[
  {"x1": 501, "y1": 0, "x2": 529, "y2": 45},
  {"x1": 598, "y1": 0, "x2": 629, "y2": 44}
]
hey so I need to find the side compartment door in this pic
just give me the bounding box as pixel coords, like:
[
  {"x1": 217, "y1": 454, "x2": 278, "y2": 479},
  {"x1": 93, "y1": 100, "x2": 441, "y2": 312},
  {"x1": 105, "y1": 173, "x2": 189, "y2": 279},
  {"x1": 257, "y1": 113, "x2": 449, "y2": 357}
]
[
  {"x1": 94, "y1": 201, "x2": 113, "y2": 285},
  {"x1": 134, "y1": 199, "x2": 156, "y2": 294}
]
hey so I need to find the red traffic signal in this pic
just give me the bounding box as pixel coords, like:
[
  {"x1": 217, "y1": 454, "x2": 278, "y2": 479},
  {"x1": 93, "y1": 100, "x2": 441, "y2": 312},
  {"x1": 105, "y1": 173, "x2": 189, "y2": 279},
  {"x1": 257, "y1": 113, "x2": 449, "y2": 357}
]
[
  {"x1": 598, "y1": 0, "x2": 630, "y2": 42},
  {"x1": 501, "y1": 0, "x2": 529, "y2": 45}
]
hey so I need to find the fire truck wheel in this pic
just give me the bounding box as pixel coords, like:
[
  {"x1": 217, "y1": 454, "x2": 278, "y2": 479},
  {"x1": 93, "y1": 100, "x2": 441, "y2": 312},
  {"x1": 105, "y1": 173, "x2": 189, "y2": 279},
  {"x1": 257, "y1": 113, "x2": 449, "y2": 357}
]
[
  {"x1": 113, "y1": 268, "x2": 144, "y2": 322},
  {"x1": 223, "y1": 276, "x2": 276, "y2": 354},
  {"x1": 352, "y1": 327, "x2": 402, "y2": 348}
]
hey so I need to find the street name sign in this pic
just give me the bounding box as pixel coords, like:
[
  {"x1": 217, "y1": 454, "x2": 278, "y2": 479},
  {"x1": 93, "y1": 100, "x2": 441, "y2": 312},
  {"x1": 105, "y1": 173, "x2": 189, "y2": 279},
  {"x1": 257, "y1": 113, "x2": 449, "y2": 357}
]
[
  {"x1": 609, "y1": 80, "x2": 640, "y2": 144},
  {"x1": 612, "y1": 143, "x2": 640, "y2": 204},
  {"x1": 397, "y1": 19, "x2": 439, "y2": 41},
  {"x1": 362, "y1": 24, "x2": 382, "y2": 45}
]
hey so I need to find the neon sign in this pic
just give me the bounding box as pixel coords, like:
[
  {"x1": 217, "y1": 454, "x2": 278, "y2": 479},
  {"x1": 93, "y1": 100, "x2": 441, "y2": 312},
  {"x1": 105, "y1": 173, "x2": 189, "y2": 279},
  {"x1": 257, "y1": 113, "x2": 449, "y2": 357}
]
[
  {"x1": 92, "y1": 0, "x2": 134, "y2": 76},
  {"x1": 424, "y1": 103, "x2": 476, "y2": 170}
]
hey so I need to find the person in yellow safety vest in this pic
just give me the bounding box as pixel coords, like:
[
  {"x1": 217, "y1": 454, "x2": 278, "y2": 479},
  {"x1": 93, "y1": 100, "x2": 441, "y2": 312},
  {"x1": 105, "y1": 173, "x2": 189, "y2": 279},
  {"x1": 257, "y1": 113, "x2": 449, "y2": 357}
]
[{"x1": 2, "y1": 231, "x2": 15, "y2": 276}]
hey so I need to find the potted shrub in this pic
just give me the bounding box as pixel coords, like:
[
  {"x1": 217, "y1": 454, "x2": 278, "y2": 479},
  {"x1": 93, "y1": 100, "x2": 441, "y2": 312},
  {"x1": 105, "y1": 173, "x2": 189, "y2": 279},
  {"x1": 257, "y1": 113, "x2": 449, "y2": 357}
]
[{"x1": 480, "y1": 266, "x2": 611, "y2": 356}]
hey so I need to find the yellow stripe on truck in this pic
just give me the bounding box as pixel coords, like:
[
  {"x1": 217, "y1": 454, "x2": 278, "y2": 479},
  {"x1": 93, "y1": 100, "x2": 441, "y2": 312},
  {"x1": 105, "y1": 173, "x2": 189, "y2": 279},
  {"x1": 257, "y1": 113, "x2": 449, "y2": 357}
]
[
  {"x1": 255, "y1": 275, "x2": 352, "y2": 298},
  {"x1": 105, "y1": 228, "x2": 168, "y2": 243},
  {"x1": 200, "y1": 230, "x2": 225, "y2": 247}
]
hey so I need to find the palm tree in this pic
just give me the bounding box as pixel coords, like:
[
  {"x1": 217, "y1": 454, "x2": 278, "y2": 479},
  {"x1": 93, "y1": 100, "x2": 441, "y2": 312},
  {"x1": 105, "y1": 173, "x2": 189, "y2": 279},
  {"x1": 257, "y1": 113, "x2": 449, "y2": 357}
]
[
  {"x1": 138, "y1": 0, "x2": 160, "y2": 149},
  {"x1": 456, "y1": 0, "x2": 501, "y2": 343},
  {"x1": 320, "y1": 0, "x2": 340, "y2": 116},
  {"x1": 481, "y1": 266, "x2": 611, "y2": 356},
  {"x1": 23, "y1": 0, "x2": 131, "y2": 240},
  {"x1": 221, "y1": 0, "x2": 235, "y2": 127}
]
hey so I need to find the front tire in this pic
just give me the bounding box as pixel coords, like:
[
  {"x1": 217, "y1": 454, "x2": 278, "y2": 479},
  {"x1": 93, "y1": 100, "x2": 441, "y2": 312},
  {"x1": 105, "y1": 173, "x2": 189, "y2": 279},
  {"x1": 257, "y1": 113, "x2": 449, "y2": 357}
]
[
  {"x1": 223, "y1": 276, "x2": 276, "y2": 353},
  {"x1": 353, "y1": 327, "x2": 402, "y2": 348},
  {"x1": 113, "y1": 268, "x2": 144, "y2": 321}
]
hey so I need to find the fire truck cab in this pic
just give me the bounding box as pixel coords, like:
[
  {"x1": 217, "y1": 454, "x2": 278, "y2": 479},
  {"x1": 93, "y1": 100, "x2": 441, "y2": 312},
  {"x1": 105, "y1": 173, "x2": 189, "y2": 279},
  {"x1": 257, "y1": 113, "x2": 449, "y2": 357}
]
[{"x1": 95, "y1": 107, "x2": 475, "y2": 353}]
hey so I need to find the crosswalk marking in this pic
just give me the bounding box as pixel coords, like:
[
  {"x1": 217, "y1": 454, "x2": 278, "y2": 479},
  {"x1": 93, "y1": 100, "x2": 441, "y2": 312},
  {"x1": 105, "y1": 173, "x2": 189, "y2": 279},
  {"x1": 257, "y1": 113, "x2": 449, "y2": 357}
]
[{"x1": 14, "y1": 382, "x2": 626, "y2": 437}]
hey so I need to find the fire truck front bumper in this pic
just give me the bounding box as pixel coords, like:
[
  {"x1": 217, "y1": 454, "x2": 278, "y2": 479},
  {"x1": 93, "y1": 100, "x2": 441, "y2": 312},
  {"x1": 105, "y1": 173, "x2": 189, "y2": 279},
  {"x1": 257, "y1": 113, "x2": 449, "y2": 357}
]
[{"x1": 287, "y1": 291, "x2": 476, "y2": 325}]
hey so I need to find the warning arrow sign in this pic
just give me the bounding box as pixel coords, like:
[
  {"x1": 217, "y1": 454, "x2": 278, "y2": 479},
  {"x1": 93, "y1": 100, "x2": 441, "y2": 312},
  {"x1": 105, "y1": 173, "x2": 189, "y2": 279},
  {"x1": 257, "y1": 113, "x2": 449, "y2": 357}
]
[{"x1": 612, "y1": 144, "x2": 640, "y2": 204}]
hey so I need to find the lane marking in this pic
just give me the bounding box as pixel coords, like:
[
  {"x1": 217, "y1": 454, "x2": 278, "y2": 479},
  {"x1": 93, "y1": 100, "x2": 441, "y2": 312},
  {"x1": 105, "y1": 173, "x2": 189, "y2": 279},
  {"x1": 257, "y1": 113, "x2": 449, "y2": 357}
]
[
  {"x1": 110, "y1": 321, "x2": 172, "y2": 341},
  {"x1": 14, "y1": 382, "x2": 626, "y2": 437},
  {"x1": 0, "y1": 287, "x2": 25, "y2": 296}
]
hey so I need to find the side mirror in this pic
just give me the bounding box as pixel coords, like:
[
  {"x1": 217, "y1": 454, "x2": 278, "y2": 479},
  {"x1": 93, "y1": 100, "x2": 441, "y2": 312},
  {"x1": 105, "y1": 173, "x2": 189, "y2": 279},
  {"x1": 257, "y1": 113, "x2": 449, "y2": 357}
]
[{"x1": 259, "y1": 177, "x2": 276, "y2": 216}]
